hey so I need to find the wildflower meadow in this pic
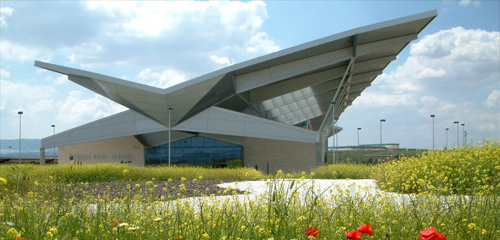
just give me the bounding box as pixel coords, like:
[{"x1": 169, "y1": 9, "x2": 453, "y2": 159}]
[{"x1": 1, "y1": 140, "x2": 499, "y2": 239}]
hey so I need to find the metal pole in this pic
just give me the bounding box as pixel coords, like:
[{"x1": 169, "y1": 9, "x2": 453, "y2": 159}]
[
  {"x1": 430, "y1": 115, "x2": 435, "y2": 150},
  {"x1": 379, "y1": 119, "x2": 385, "y2": 163},
  {"x1": 445, "y1": 128, "x2": 449, "y2": 150},
  {"x1": 453, "y1": 121, "x2": 459, "y2": 148},
  {"x1": 357, "y1": 128, "x2": 361, "y2": 147},
  {"x1": 332, "y1": 102, "x2": 336, "y2": 164},
  {"x1": 168, "y1": 107, "x2": 173, "y2": 167},
  {"x1": 461, "y1": 123, "x2": 465, "y2": 146},
  {"x1": 18, "y1": 111, "x2": 23, "y2": 164},
  {"x1": 51, "y1": 125, "x2": 56, "y2": 162}
]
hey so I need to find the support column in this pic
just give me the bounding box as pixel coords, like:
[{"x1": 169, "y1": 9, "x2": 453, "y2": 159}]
[{"x1": 40, "y1": 148, "x2": 45, "y2": 165}]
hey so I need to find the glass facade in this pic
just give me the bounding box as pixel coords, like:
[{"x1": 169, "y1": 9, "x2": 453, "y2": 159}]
[{"x1": 145, "y1": 136, "x2": 242, "y2": 167}]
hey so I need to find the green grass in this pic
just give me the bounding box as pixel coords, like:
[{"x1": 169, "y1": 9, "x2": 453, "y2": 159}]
[
  {"x1": 0, "y1": 164, "x2": 264, "y2": 193},
  {"x1": 1, "y1": 141, "x2": 499, "y2": 239},
  {"x1": 311, "y1": 164, "x2": 373, "y2": 179}
]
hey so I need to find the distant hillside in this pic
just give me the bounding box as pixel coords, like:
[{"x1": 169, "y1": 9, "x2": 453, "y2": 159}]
[{"x1": 0, "y1": 139, "x2": 56, "y2": 157}]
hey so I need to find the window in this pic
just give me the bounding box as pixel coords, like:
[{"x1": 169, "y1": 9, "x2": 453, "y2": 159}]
[{"x1": 145, "y1": 136, "x2": 242, "y2": 167}]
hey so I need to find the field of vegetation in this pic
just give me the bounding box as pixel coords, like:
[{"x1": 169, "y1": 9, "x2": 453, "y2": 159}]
[{"x1": 0, "y1": 140, "x2": 498, "y2": 239}]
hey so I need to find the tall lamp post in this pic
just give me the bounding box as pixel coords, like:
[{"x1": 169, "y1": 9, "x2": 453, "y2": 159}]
[
  {"x1": 168, "y1": 107, "x2": 173, "y2": 167},
  {"x1": 51, "y1": 125, "x2": 56, "y2": 162},
  {"x1": 430, "y1": 114, "x2": 435, "y2": 150},
  {"x1": 461, "y1": 123, "x2": 465, "y2": 146},
  {"x1": 379, "y1": 119, "x2": 386, "y2": 163},
  {"x1": 357, "y1": 128, "x2": 362, "y2": 147},
  {"x1": 445, "y1": 128, "x2": 449, "y2": 150},
  {"x1": 18, "y1": 111, "x2": 23, "y2": 164},
  {"x1": 453, "y1": 121, "x2": 459, "y2": 148}
]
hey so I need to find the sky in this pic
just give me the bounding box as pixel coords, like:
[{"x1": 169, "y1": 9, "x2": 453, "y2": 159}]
[{"x1": 0, "y1": 0, "x2": 499, "y2": 151}]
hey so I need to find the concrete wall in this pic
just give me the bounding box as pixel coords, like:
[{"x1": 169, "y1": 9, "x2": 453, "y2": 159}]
[
  {"x1": 243, "y1": 137, "x2": 317, "y2": 173},
  {"x1": 58, "y1": 136, "x2": 145, "y2": 166}
]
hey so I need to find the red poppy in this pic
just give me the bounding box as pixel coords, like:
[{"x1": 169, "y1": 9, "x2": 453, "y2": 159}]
[
  {"x1": 174, "y1": 239, "x2": 183, "y2": 240},
  {"x1": 345, "y1": 230, "x2": 363, "y2": 240},
  {"x1": 15, "y1": 238, "x2": 28, "y2": 240},
  {"x1": 112, "y1": 220, "x2": 123, "y2": 226},
  {"x1": 357, "y1": 223, "x2": 373, "y2": 236},
  {"x1": 303, "y1": 227, "x2": 320, "y2": 237},
  {"x1": 418, "y1": 227, "x2": 447, "y2": 240}
]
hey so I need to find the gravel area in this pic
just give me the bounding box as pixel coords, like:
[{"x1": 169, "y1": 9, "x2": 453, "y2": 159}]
[{"x1": 65, "y1": 180, "x2": 246, "y2": 201}]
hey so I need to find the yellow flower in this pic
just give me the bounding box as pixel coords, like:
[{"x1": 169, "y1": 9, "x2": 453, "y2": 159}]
[
  {"x1": 128, "y1": 226, "x2": 139, "y2": 231},
  {"x1": 118, "y1": 222, "x2": 129, "y2": 228},
  {"x1": 0, "y1": 177, "x2": 7, "y2": 185},
  {"x1": 153, "y1": 217, "x2": 162, "y2": 222},
  {"x1": 7, "y1": 228, "x2": 19, "y2": 237}
]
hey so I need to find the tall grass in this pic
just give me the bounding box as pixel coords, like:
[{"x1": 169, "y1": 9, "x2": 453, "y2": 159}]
[
  {"x1": 311, "y1": 164, "x2": 373, "y2": 179},
  {"x1": 1, "y1": 141, "x2": 499, "y2": 239},
  {"x1": 0, "y1": 164, "x2": 264, "y2": 193},
  {"x1": 373, "y1": 140, "x2": 500, "y2": 195},
  {"x1": 1, "y1": 177, "x2": 498, "y2": 239}
]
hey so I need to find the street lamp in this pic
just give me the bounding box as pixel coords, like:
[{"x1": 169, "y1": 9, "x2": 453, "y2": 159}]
[
  {"x1": 445, "y1": 128, "x2": 449, "y2": 150},
  {"x1": 18, "y1": 111, "x2": 23, "y2": 164},
  {"x1": 168, "y1": 107, "x2": 173, "y2": 167},
  {"x1": 453, "y1": 121, "x2": 459, "y2": 148},
  {"x1": 380, "y1": 119, "x2": 386, "y2": 163},
  {"x1": 430, "y1": 114, "x2": 435, "y2": 150},
  {"x1": 461, "y1": 123, "x2": 465, "y2": 146},
  {"x1": 357, "y1": 128, "x2": 362, "y2": 147},
  {"x1": 51, "y1": 125, "x2": 56, "y2": 162}
]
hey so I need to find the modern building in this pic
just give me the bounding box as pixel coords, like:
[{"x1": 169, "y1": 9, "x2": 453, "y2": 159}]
[
  {"x1": 330, "y1": 143, "x2": 400, "y2": 152},
  {"x1": 36, "y1": 11, "x2": 437, "y2": 173}
]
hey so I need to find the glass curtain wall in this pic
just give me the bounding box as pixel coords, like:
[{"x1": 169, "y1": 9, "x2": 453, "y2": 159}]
[{"x1": 145, "y1": 136, "x2": 242, "y2": 167}]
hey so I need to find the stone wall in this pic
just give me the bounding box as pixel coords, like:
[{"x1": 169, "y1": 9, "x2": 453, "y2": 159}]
[
  {"x1": 58, "y1": 136, "x2": 145, "y2": 166},
  {"x1": 242, "y1": 137, "x2": 317, "y2": 173}
]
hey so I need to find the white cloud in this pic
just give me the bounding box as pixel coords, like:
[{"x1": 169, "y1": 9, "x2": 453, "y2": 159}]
[
  {"x1": 54, "y1": 75, "x2": 67, "y2": 85},
  {"x1": 380, "y1": 27, "x2": 499, "y2": 94},
  {"x1": 437, "y1": 102, "x2": 458, "y2": 112},
  {"x1": 56, "y1": 91, "x2": 126, "y2": 124},
  {"x1": 484, "y1": 89, "x2": 500, "y2": 108},
  {"x1": 66, "y1": 43, "x2": 103, "y2": 66},
  {"x1": 0, "y1": 40, "x2": 40, "y2": 61},
  {"x1": 420, "y1": 96, "x2": 438, "y2": 105},
  {"x1": 64, "y1": 1, "x2": 280, "y2": 73},
  {"x1": 0, "y1": 68, "x2": 10, "y2": 78},
  {"x1": 353, "y1": 92, "x2": 416, "y2": 107},
  {"x1": 0, "y1": 7, "x2": 14, "y2": 26},
  {"x1": 0, "y1": 80, "x2": 57, "y2": 110},
  {"x1": 210, "y1": 55, "x2": 234, "y2": 66},
  {"x1": 28, "y1": 99, "x2": 54, "y2": 114},
  {"x1": 136, "y1": 68, "x2": 190, "y2": 89},
  {"x1": 459, "y1": 0, "x2": 481, "y2": 7},
  {"x1": 245, "y1": 31, "x2": 281, "y2": 54}
]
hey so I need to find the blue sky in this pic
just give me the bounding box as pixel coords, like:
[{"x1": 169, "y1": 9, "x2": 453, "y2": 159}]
[{"x1": 0, "y1": 0, "x2": 499, "y2": 150}]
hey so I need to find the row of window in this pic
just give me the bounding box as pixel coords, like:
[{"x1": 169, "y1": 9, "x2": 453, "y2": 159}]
[{"x1": 145, "y1": 137, "x2": 242, "y2": 166}]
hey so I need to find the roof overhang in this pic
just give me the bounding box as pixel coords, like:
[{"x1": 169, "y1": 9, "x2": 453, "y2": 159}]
[{"x1": 37, "y1": 10, "x2": 437, "y2": 147}]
